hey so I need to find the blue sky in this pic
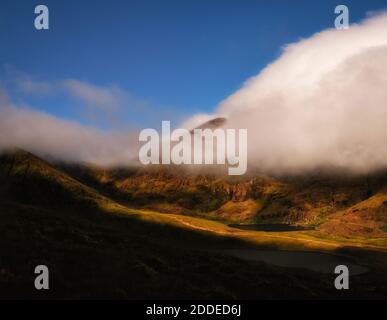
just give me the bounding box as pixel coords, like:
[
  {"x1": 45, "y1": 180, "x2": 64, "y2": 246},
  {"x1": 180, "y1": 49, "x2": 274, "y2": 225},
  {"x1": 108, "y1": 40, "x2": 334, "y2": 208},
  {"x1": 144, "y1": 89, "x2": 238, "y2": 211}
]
[{"x1": 1, "y1": 0, "x2": 387, "y2": 129}]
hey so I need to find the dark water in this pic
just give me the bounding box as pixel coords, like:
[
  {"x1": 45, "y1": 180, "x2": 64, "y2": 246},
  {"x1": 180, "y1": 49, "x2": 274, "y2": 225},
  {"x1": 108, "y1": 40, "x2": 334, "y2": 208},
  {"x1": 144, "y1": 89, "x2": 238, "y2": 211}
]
[
  {"x1": 221, "y1": 249, "x2": 369, "y2": 275},
  {"x1": 229, "y1": 223, "x2": 315, "y2": 232}
]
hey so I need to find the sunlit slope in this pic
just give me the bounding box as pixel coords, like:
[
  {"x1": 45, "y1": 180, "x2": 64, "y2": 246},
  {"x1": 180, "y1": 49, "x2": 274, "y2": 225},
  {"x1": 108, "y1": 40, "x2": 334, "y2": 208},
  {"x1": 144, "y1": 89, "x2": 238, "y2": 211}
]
[
  {"x1": 3, "y1": 150, "x2": 374, "y2": 299},
  {"x1": 320, "y1": 190, "x2": 387, "y2": 237},
  {"x1": 60, "y1": 162, "x2": 387, "y2": 237},
  {"x1": 2, "y1": 148, "x2": 385, "y2": 241}
]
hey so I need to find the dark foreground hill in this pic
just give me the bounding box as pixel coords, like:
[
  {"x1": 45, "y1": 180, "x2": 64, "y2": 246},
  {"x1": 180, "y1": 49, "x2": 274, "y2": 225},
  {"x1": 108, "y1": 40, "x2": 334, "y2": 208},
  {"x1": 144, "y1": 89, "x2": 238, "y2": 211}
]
[{"x1": 1, "y1": 149, "x2": 387, "y2": 299}]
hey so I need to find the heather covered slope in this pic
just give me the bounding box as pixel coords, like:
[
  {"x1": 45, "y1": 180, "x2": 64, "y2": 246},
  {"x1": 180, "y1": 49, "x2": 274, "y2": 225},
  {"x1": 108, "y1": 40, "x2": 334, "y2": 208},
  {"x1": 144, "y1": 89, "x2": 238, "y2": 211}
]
[
  {"x1": 0, "y1": 149, "x2": 386, "y2": 299},
  {"x1": 0, "y1": 149, "x2": 369, "y2": 299},
  {"x1": 60, "y1": 162, "x2": 387, "y2": 238},
  {"x1": 320, "y1": 190, "x2": 387, "y2": 237}
]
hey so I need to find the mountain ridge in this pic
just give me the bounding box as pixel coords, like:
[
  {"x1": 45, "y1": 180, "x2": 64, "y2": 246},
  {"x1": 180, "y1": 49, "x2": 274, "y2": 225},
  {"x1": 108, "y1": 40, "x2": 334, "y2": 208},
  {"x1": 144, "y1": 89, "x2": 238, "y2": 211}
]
[{"x1": 1, "y1": 148, "x2": 386, "y2": 238}]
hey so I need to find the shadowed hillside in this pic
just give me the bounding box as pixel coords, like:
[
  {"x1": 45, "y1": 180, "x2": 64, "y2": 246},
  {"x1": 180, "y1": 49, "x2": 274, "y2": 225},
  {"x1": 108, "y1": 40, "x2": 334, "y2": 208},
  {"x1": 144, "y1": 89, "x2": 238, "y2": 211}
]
[
  {"x1": 0, "y1": 149, "x2": 110, "y2": 210},
  {"x1": 1, "y1": 149, "x2": 386, "y2": 299},
  {"x1": 0, "y1": 149, "x2": 359, "y2": 299}
]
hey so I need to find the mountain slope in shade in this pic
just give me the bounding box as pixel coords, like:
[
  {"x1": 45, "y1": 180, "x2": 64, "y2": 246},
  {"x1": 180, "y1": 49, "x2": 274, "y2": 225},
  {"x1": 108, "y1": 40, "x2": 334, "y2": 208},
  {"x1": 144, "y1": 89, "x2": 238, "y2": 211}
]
[
  {"x1": 2, "y1": 148, "x2": 386, "y2": 238},
  {"x1": 4, "y1": 148, "x2": 381, "y2": 299},
  {"x1": 0, "y1": 148, "x2": 112, "y2": 210}
]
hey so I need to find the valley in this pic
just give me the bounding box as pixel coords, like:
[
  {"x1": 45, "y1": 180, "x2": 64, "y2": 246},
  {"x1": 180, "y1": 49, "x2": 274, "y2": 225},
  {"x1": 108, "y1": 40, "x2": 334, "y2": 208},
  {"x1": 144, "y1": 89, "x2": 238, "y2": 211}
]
[{"x1": 0, "y1": 149, "x2": 386, "y2": 299}]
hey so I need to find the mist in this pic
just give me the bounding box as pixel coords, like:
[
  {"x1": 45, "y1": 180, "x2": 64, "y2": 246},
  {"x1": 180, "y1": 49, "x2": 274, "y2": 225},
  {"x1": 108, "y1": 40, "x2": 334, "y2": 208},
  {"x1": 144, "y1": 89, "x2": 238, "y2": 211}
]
[
  {"x1": 0, "y1": 100, "x2": 139, "y2": 166},
  {"x1": 2, "y1": 13, "x2": 387, "y2": 173},
  {"x1": 205, "y1": 12, "x2": 387, "y2": 174}
]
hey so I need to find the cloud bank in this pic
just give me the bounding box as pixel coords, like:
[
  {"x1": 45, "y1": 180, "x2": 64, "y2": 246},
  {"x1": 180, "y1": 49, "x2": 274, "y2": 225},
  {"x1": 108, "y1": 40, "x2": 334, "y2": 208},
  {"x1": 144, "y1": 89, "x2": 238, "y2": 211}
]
[
  {"x1": 0, "y1": 95, "x2": 139, "y2": 166},
  {"x1": 206, "y1": 12, "x2": 387, "y2": 173},
  {"x1": 2, "y1": 12, "x2": 387, "y2": 173}
]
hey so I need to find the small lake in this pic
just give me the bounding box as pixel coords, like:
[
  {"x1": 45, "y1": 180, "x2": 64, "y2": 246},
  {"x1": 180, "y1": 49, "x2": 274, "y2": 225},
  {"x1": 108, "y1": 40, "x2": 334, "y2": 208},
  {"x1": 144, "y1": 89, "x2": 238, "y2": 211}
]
[
  {"x1": 221, "y1": 249, "x2": 369, "y2": 275},
  {"x1": 229, "y1": 223, "x2": 315, "y2": 232}
]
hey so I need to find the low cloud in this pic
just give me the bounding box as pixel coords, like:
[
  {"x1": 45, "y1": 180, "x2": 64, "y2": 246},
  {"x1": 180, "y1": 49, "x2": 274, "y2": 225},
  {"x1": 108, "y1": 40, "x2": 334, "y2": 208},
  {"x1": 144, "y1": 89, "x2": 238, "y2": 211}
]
[
  {"x1": 0, "y1": 74, "x2": 187, "y2": 166},
  {"x1": 0, "y1": 96, "x2": 139, "y2": 166},
  {"x1": 189, "y1": 12, "x2": 387, "y2": 174},
  {"x1": 2, "y1": 13, "x2": 387, "y2": 173}
]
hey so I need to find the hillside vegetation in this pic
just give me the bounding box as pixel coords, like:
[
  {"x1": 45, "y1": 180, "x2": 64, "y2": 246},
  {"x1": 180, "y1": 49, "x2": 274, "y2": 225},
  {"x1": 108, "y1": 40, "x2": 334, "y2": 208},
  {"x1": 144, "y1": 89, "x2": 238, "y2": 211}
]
[
  {"x1": 1, "y1": 149, "x2": 374, "y2": 299},
  {"x1": 1, "y1": 149, "x2": 386, "y2": 299},
  {"x1": 60, "y1": 162, "x2": 387, "y2": 238}
]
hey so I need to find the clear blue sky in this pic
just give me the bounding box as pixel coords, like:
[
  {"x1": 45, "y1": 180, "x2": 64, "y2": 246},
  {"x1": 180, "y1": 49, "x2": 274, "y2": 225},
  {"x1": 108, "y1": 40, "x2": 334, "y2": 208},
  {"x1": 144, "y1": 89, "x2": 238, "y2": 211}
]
[{"x1": 1, "y1": 0, "x2": 386, "y2": 128}]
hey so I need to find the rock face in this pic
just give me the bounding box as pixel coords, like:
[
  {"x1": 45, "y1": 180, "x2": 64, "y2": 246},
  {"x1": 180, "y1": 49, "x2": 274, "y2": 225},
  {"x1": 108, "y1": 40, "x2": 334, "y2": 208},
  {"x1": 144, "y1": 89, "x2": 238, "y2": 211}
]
[
  {"x1": 190, "y1": 117, "x2": 227, "y2": 132},
  {"x1": 59, "y1": 161, "x2": 387, "y2": 236},
  {"x1": 1, "y1": 148, "x2": 386, "y2": 237}
]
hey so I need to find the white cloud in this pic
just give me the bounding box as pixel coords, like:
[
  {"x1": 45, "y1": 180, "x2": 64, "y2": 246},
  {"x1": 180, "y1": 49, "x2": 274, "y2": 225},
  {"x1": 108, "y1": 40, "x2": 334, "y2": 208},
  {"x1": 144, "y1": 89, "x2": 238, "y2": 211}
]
[
  {"x1": 187, "y1": 12, "x2": 387, "y2": 174},
  {"x1": 63, "y1": 79, "x2": 125, "y2": 112},
  {"x1": 0, "y1": 95, "x2": 139, "y2": 166},
  {"x1": 3, "y1": 12, "x2": 387, "y2": 173}
]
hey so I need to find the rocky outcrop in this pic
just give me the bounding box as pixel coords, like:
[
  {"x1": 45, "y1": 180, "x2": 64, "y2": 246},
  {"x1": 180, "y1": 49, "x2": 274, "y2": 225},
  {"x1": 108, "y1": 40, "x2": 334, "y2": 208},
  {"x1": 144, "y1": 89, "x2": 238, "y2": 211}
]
[{"x1": 59, "y1": 162, "x2": 387, "y2": 232}]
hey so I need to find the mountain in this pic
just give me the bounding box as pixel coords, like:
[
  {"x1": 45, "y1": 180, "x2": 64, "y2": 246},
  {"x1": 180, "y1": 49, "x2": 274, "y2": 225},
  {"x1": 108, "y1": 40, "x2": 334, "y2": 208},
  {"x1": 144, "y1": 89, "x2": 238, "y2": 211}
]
[
  {"x1": 190, "y1": 117, "x2": 227, "y2": 132},
  {"x1": 0, "y1": 148, "x2": 357, "y2": 299},
  {"x1": 0, "y1": 148, "x2": 111, "y2": 210},
  {"x1": 1, "y1": 148, "x2": 386, "y2": 299},
  {"x1": 59, "y1": 161, "x2": 387, "y2": 238},
  {"x1": 320, "y1": 190, "x2": 387, "y2": 237},
  {"x1": 4, "y1": 147, "x2": 384, "y2": 239}
]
